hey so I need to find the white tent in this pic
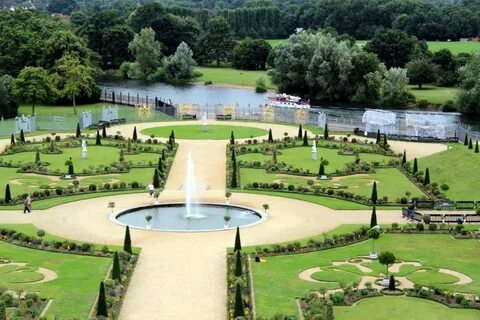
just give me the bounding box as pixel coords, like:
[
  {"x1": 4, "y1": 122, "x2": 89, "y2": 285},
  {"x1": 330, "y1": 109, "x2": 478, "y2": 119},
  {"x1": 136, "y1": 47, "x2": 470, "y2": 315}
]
[
  {"x1": 362, "y1": 109, "x2": 397, "y2": 135},
  {"x1": 405, "y1": 113, "x2": 448, "y2": 138}
]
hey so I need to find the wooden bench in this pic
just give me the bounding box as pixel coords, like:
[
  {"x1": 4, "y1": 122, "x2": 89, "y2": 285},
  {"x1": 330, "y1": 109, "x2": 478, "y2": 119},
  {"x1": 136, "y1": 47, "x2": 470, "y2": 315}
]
[
  {"x1": 455, "y1": 201, "x2": 475, "y2": 210},
  {"x1": 444, "y1": 214, "x2": 465, "y2": 223},
  {"x1": 181, "y1": 114, "x2": 197, "y2": 120},
  {"x1": 465, "y1": 214, "x2": 480, "y2": 223},
  {"x1": 88, "y1": 121, "x2": 110, "y2": 130},
  {"x1": 216, "y1": 114, "x2": 232, "y2": 120},
  {"x1": 429, "y1": 214, "x2": 444, "y2": 223},
  {"x1": 416, "y1": 200, "x2": 435, "y2": 209},
  {"x1": 110, "y1": 118, "x2": 126, "y2": 125}
]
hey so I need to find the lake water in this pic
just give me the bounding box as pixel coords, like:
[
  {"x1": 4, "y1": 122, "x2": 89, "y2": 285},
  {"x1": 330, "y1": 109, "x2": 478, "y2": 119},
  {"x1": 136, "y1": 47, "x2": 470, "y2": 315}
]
[{"x1": 98, "y1": 78, "x2": 479, "y2": 130}]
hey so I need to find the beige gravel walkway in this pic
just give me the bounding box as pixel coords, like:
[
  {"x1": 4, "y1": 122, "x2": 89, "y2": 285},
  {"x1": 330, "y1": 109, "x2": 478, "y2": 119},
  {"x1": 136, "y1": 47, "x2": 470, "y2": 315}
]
[{"x1": 0, "y1": 121, "x2": 450, "y2": 319}]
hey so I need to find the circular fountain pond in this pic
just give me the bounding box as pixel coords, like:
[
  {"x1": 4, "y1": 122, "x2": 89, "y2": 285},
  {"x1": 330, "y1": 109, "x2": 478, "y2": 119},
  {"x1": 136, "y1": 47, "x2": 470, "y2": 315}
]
[{"x1": 113, "y1": 203, "x2": 265, "y2": 232}]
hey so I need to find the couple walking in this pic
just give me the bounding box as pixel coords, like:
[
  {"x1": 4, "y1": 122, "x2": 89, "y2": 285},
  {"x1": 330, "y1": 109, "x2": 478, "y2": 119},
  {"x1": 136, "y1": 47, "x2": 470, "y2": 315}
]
[{"x1": 23, "y1": 195, "x2": 32, "y2": 213}]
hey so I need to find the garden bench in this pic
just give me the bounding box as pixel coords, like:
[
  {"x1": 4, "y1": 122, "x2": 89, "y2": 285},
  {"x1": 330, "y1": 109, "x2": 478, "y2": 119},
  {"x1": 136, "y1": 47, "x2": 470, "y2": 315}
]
[
  {"x1": 110, "y1": 118, "x2": 126, "y2": 125},
  {"x1": 412, "y1": 212, "x2": 423, "y2": 222},
  {"x1": 464, "y1": 214, "x2": 480, "y2": 223},
  {"x1": 181, "y1": 114, "x2": 197, "y2": 120},
  {"x1": 444, "y1": 214, "x2": 465, "y2": 223},
  {"x1": 216, "y1": 114, "x2": 232, "y2": 120},
  {"x1": 455, "y1": 201, "x2": 475, "y2": 210},
  {"x1": 429, "y1": 214, "x2": 444, "y2": 223},
  {"x1": 415, "y1": 200, "x2": 435, "y2": 209}
]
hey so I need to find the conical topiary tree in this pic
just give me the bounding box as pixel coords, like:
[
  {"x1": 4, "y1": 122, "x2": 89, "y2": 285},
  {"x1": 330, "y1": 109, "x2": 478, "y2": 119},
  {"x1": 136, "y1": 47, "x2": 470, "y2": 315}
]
[
  {"x1": 389, "y1": 274, "x2": 396, "y2": 291},
  {"x1": 319, "y1": 163, "x2": 325, "y2": 176},
  {"x1": 413, "y1": 158, "x2": 418, "y2": 174},
  {"x1": 234, "y1": 227, "x2": 242, "y2": 252},
  {"x1": 268, "y1": 129, "x2": 273, "y2": 143},
  {"x1": 272, "y1": 149, "x2": 277, "y2": 164},
  {"x1": 233, "y1": 283, "x2": 245, "y2": 318},
  {"x1": 20, "y1": 129, "x2": 25, "y2": 143},
  {"x1": 4, "y1": 184, "x2": 11, "y2": 204},
  {"x1": 153, "y1": 169, "x2": 161, "y2": 188},
  {"x1": 170, "y1": 130, "x2": 175, "y2": 143},
  {"x1": 324, "y1": 123, "x2": 329, "y2": 139},
  {"x1": 230, "y1": 131, "x2": 235, "y2": 145},
  {"x1": 123, "y1": 226, "x2": 132, "y2": 254},
  {"x1": 76, "y1": 122, "x2": 81, "y2": 138},
  {"x1": 35, "y1": 149, "x2": 40, "y2": 164},
  {"x1": 162, "y1": 149, "x2": 166, "y2": 160},
  {"x1": 234, "y1": 250, "x2": 243, "y2": 277},
  {"x1": 376, "y1": 129, "x2": 381, "y2": 144},
  {"x1": 303, "y1": 130, "x2": 308, "y2": 146},
  {"x1": 102, "y1": 126, "x2": 107, "y2": 139},
  {"x1": 370, "y1": 206, "x2": 377, "y2": 228},
  {"x1": 68, "y1": 164, "x2": 74, "y2": 175},
  {"x1": 464, "y1": 134, "x2": 468, "y2": 146},
  {"x1": 469, "y1": 138, "x2": 473, "y2": 149},
  {"x1": 133, "y1": 126, "x2": 137, "y2": 141},
  {"x1": 96, "y1": 281, "x2": 108, "y2": 317},
  {"x1": 298, "y1": 124, "x2": 303, "y2": 139},
  {"x1": 475, "y1": 141, "x2": 479, "y2": 153},
  {"x1": 383, "y1": 133, "x2": 388, "y2": 146},
  {"x1": 112, "y1": 251, "x2": 121, "y2": 281},
  {"x1": 10, "y1": 133, "x2": 15, "y2": 146},
  {"x1": 96, "y1": 130, "x2": 101, "y2": 145},
  {"x1": 402, "y1": 150, "x2": 406, "y2": 165},
  {"x1": 371, "y1": 181, "x2": 378, "y2": 204},
  {"x1": 157, "y1": 157, "x2": 163, "y2": 174},
  {"x1": 230, "y1": 166, "x2": 238, "y2": 188},
  {"x1": 424, "y1": 168, "x2": 430, "y2": 185}
]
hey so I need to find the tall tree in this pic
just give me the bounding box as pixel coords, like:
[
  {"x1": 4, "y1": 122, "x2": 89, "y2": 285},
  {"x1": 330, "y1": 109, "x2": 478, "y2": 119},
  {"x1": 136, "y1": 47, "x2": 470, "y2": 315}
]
[
  {"x1": 268, "y1": 129, "x2": 273, "y2": 143},
  {"x1": 164, "y1": 42, "x2": 197, "y2": 82},
  {"x1": 41, "y1": 30, "x2": 93, "y2": 70},
  {"x1": 380, "y1": 68, "x2": 414, "y2": 109},
  {"x1": 126, "y1": 27, "x2": 163, "y2": 79},
  {"x1": 133, "y1": 126, "x2": 137, "y2": 141},
  {"x1": 402, "y1": 150, "x2": 407, "y2": 165},
  {"x1": 298, "y1": 124, "x2": 303, "y2": 139},
  {"x1": 47, "y1": 0, "x2": 78, "y2": 14},
  {"x1": 234, "y1": 250, "x2": 243, "y2": 277},
  {"x1": 458, "y1": 53, "x2": 480, "y2": 114},
  {"x1": 4, "y1": 184, "x2": 11, "y2": 204},
  {"x1": 233, "y1": 283, "x2": 245, "y2": 318},
  {"x1": 55, "y1": 54, "x2": 96, "y2": 115},
  {"x1": 0, "y1": 75, "x2": 18, "y2": 119},
  {"x1": 76, "y1": 123, "x2": 81, "y2": 138},
  {"x1": 370, "y1": 206, "x2": 377, "y2": 228},
  {"x1": 371, "y1": 181, "x2": 378, "y2": 204},
  {"x1": 199, "y1": 16, "x2": 234, "y2": 66},
  {"x1": 406, "y1": 58, "x2": 437, "y2": 89},
  {"x1": 232, "y1": 38, "x2": 272, "y2": 70},
  {"x1": 234, "y1": 226, "x2": 242, "y2": 252},
  {"x1": 413, "y1": 158, "x2": 418, "y2": 174},
  {"x1": 365, "y1": 29, "x2": 417, "y2": 68},
  {"x1": 112, "y1": 251, "x2": 121, "y2": 281},
  {"x1": 424, "y1": 168, "x2": 430, "y2": 185},
  {"x1": 153, "y1": 169, "x2": 161, "y2": 188},
  {"x1": 13, "y1": 67, "x2": 56, "y2": 115}
]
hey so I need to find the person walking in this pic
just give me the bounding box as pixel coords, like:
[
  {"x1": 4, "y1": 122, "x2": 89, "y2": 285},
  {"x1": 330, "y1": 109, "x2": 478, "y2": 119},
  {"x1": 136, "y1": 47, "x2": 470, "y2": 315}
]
[
  {"x1": 147, "y1": 182, "x2": 155, "y2": 197},
  {"x1": 23, "y1": 195, "x2": 31, "y2": 214}
]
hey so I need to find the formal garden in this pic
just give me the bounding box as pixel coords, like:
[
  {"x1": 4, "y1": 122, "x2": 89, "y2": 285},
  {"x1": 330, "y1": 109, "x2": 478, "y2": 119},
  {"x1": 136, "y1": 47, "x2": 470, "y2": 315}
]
[{"x1": 0, "y1": 127, "x2": 177, "y2": 208}]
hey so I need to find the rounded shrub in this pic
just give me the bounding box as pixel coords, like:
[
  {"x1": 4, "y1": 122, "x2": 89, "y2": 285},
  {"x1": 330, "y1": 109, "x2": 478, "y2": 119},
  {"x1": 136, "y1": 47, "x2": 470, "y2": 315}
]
[{"x1": 416, "y1": 223, "x2": 424, "y2": 231}]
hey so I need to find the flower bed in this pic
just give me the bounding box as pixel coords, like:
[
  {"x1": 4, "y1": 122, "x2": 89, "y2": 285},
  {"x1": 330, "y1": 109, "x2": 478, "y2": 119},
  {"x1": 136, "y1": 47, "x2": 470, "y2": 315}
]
[{"x1": 226, "y1": 251, "x2": 253, "y2": 320}]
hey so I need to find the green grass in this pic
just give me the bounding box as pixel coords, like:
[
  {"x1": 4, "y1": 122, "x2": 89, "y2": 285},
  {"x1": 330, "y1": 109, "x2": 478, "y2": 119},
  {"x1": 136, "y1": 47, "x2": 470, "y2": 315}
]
[
  {"x1": 407, "y1": 270, "x2": 459, "y2": 286},
  {"x1": 194, "y1": 67, "x2": 274, "y2": 89},
  {"x1": 0, "y1": 241, "x2": 111, "y2": 319},
  {"x1": 413, "y1": 143, "x2": 480, "y2": 200},
  {"x1": 141, "y1": 124, "x2": 268, "y2": 140},
  {"x1": 240, "y1": 167, "x2": 424, "y2": 201},
  {"x1": 409, "y1": 85, "x2": 460, "y2": 105},
  {"x1": 0, "y1": 223, "x2": 141, "y2": 253},
  {"x1": 252, "y1": 234, "x2": 480, "y2": 317},
  {"x1": 334, "y1": 296, "x2": 480, "y2": 320}
]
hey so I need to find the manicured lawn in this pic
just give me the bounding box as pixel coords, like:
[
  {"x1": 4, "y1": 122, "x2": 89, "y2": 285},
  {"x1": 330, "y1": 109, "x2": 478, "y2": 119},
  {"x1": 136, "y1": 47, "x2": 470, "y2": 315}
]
[
  {"x1": 413, "y1": 143, "x2": 480, "y2": 200},
  {"x1": 194, "y1": 67, "x2": 274, "y2": 89},
  {"x1": 0, "y1": 241, "x2": 111, "y2": 319},
  {"x1": 252, "y1": 234, "x2": 480, "y2": 317},
  {"x1": 238, "y1": 145, "x2": 396, "y2": 173},
  {"x1": 141, "y1": 124, "x2": 268, "y2": 140},
  {"x1": 240, "y1": 167, "x2": 424, "y2": 201},
  {"x1": 335, "y1": 296, "x2": 480, "y2": 320},
  {"x1": 409, "y1": 85, "x2": 460, "y2": 105}
]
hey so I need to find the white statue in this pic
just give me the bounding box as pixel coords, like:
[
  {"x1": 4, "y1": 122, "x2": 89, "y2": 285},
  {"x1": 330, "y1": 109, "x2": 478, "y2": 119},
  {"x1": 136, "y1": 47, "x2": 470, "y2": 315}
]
[
  {"x1": 311, "y1": 139, "x2": 317, "y2": 160},
  {"x1": 202, "y1": 111, "x2": 208, "y2": 132},
  {"x1": 81, "y1": 139, "x2": 88, "y2": 159}
]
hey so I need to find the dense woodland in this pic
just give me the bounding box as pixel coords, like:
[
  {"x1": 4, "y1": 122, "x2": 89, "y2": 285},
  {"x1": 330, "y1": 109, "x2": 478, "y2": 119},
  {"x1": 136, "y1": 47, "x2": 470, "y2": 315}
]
[{"x1": 1, "y1": 0, "x2": 480, "y2": 116}]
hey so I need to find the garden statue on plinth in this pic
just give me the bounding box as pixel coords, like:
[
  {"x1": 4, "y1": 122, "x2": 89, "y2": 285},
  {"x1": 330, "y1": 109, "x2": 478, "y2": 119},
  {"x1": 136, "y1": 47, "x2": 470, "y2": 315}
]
[
  {"x1": 311, "y1": 139, "x2": 317, "y2": 160},
  {"x1": 81, "y1": 139, "x2": 88, "y2": 159}
]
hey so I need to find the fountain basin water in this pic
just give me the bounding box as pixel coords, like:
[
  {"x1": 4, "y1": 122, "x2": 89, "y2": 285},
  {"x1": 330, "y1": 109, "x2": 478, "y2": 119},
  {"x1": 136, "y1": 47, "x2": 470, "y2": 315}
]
[{"x1": 112, "y1": 203, "x2": 266, "y2": 232}]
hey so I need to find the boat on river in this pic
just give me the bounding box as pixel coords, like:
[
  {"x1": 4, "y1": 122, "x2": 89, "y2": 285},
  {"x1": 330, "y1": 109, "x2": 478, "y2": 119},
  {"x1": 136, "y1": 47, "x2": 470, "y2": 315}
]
[{"x1": 264, "y1": 94, "x2": 310, "y2": 109}]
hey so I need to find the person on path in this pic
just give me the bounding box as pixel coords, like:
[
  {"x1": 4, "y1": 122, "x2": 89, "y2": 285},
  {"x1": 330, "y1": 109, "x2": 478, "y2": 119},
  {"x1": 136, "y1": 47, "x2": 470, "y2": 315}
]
[
  {"x1": 147, "y1": 183, "x2": 155, "y2": 197},
  {"x1": 23, "y1": 195, "x2": 31, "y2": 214}
]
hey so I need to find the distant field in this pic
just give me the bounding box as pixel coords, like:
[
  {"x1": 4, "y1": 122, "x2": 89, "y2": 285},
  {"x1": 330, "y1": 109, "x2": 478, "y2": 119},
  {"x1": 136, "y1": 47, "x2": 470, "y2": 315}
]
[
  {"x1": 408, "y1": 85, "x2": 459, "y2": 105},
  {"x1": 268, "y1": 39, "x2": 480, "y2": 54},
  {"x1": 194, "y1": 67, "x2": 274, "y2": 89}
]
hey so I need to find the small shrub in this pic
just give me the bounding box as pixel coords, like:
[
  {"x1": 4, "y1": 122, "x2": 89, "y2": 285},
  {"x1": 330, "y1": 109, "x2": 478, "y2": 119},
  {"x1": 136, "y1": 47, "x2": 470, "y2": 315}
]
[
  {"x1": 104, "y1": 183, "x2": 111, "y2": 190},
  {"x1": 55, "y1": 187, "x2": 63, "y2": 195},
  {"x1": 88, "y1": 184, "x2": 97, "y2": 191},
  {"x1": 428, "y1": 223, "x2": 437, "y2": 231},
  {"x1": 416, "y1": 223, "x2": 424, "y2": 231}
]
